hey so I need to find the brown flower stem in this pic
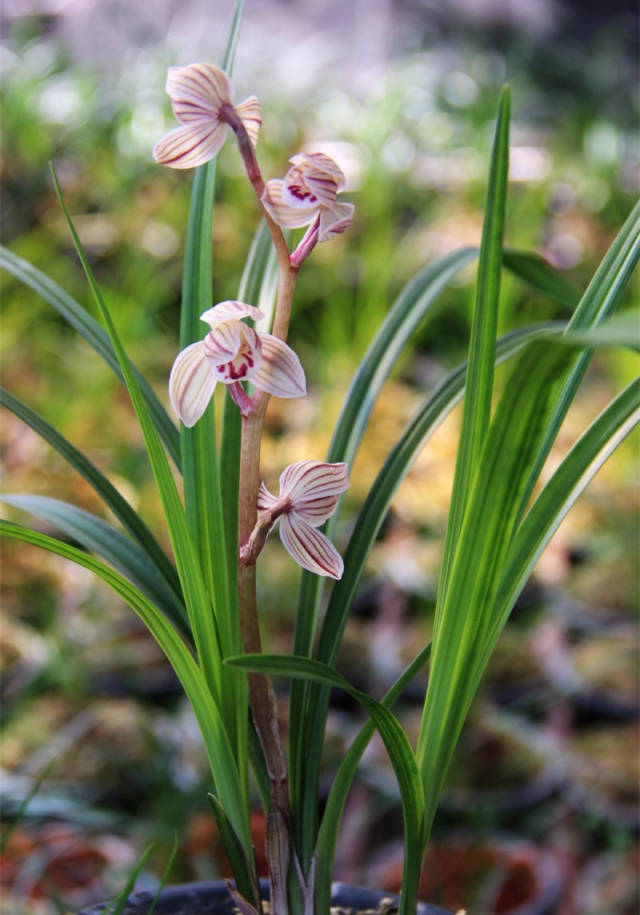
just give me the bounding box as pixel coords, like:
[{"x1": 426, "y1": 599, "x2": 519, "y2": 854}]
[{"x1": 225, "y1": 113, "x2": 304, "y2": 912}]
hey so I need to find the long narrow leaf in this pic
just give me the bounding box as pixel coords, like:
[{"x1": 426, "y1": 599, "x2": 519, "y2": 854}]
[
  {"x1": 50, "y1": 165, "x2": 225, "y2": 739},
  {"x1": 0, "y1": 494, "x2": 189, "y2": 640},
  {"x1": 295, "y1": 320, "x2": 561, "y2": 870},
  {"x1": 0, "y1": 246, "x2": 180, "y2": 468},
  {"x1": 489, "y1": 378, "x2": 640, "y2": 656},
  {"x1": 290, "y1": 244, "x2": 478, "y2": 866},
  {"x1": 177, "y1": 1, "x2": 246, "y2": 776},
  {"x1": 0, "y1": 387, "x2": 182, "y2": 606},
  {"x1": 516, "y1": 199, "x2": 640, "y2": 521},
  {"x1": 436, "y1": 85, "x2": 510, "y2": 607},
  {"x1": 227, "y1": 654, "x2": 425, "y2": 915},
  {"x1": 0, "y1": 520, "x2": 251, "y2": 851},
  {"x1": 416, "y1": 340, "x2": 576, "y2": 835},
  {"x1": 314, "y1": 643, "x2": 431, "y2": 914},
  {"x1": 503, "y1": 248, "x2": 578, "y2": 308}
]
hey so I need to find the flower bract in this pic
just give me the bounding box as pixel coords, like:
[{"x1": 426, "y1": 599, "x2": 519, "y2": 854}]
[
  {"x1": 261, "y1": 152, "x2": 355, "y2": 242},
  {"x1": 153, "y1": 63, "x2": 261, "y2": 169},
  {"x1": 257, "y1": 460, "x2": 349, "y2": 579},
  {"x1": 169, "y1": 301, "x2": 306, "y2": 425}
]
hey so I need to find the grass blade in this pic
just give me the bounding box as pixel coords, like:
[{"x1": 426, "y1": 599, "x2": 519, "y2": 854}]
[
  {"x1": 436, "y1": 85, "x2": 510, "y2": 606},
  {"x1": 0, "y1": 520, "x2": 252, "y2": 852},
  {"x1": 227, "y1": 654, "x2": 425, "y2": 915},
  {"x1": 490, "y1": 378, "x2": 640, "y2": 655},
  {"x1": 289, "y1": 244, "x2": 478, "y2": 865},
  {"x1": 177, "y1": 0, "x2": 247, "y2": 776},
  {"x1": 503, "y1": 248, "x2": 578, "y2": 307},
  {"x1": 0, "y1": 387, "x2": 182, "y2": 604},
  {"x1": 50, "y1": 164, "x2": 225, "y2": 746},
  {"x1": 416, "y1": 340, "x2": 576, "y2": 834},
  {"x1": 294, "y1": 320, "x2": 560, "y2": 870},
  {"x1": 516, "y1": 198, "x2": 640, "y2": 522},
  {"x1": 1, "y1": 494, "x2": 189, "y2": 640},
  {"x1": 0, "y1": 246, "x2": 180, "y2": 468},
  {"x1": 314, "y1": 643, "x2": 431, "y2": 914}
]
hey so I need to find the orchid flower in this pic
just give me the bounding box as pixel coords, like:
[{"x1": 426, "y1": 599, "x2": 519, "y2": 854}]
[
  {"x1": 153, "y1": 63, "x2": 261, "y2": 169},
  {"x1": 242, "y1": 460, "x2": 349, "y2": 579},
  {"x1": 261, "y1": 152, "x2": 355, "y2": 250},
  {"x1": 169, "y1": 301, "x2": 306, "y2": 425}
]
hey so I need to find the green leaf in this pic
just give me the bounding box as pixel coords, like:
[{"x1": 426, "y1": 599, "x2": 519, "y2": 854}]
[
  {"x1": 104, "y1": 843, "x2": 155, "y2": 915},
  {"x1": 227, "y1": 654, "x2": 425, "y2": 915},
  {"x1": 516, "y1": 199, "x2": 640, "y2": 522},
  {"x1": 0, "y1": 245, "x2": 180, "y2": 469},
  {"x1": 561, "y1": 310, "x2": 640, "y2": 351},
  {"x1": 294, "y1": 319, "x2": 560, "y2": 873},
  {"x1": 503, "y1": 248, "x2": 578, "y2": 307},
  {"x1": 209, "y1": 793, "x2": 261, "y2": 911},
  {"x1": 289, "y1": 244, "x2": 478, "y2": 866},
  {"x1": 416, "y1": 340, "x2": 576, "y2": 835},
  {"x1": 437, "y1": 85, "x2": 510, "y2": 608},
  {"x1": 0, "y1": 494, "x2": 189, "y2": 640},
  {"x1": 489, "y1": 377, "x2": 640, "y2": 657},
  {"x1": 0, "y1": 520, "x2": 252, "y2": 853},
  {"x1": 177, "y1": 2, "x2": 247, "y2": 779},
  {"x1": 147, "y1": 834, "x2": 179, "y2": 915},
  {"x1": 314, "y1": 643, "x2": 431, "y2": 915},
  {"x1": 50, "y1": 164, "x2": 225, "y2": 755},
  {"x1": 0, "y1": 387, "x2": 182, "y2": 612}
]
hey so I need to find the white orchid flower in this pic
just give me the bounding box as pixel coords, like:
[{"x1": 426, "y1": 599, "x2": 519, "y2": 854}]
[
  {"x1": 153, "y1": 63, "x2": 261, "y2": 169},
  {"x1": 261, "y1": 152, "x2": 355, "y2": 244},
  {"x1": 169, "y1": 301, "x2": 306, "y2": 425},
  {"x1": 249, "y1": 460, "x2": 349, "y2": 579}
]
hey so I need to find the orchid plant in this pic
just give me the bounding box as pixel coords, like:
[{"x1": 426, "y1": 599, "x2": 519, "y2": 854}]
[{"x1": 1, "y1": 4, "x2": 639, "y2": 914}]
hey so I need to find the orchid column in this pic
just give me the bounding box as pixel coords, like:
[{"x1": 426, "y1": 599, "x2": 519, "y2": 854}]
[{"x1": 156, "y1": 63, "x2": 353, "y2": 911}]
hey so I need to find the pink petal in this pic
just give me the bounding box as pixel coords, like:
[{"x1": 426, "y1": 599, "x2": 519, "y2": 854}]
[
  {"x1": 200, "y1": 301, "x2": 264, "y2": 328},
  {"x1": 166, "y1": 63, "x2": 233, "y2": 122},
  {"x1": 278, "y1": 461, "x2": 349, "y2": 524},
  {"x1": 289, "y1": 152, "x2": 346, "y2": 192},
  {"x1": 153, "y1": 120, "x2": 228, "y2": 169},
  {"x1": 279, "y1": 514, "x2": 344, "y2": 579},
  {"x1": 168, "y1": 341, "x2": 216, "y2": 427},
  {"x1": 257, "y1": 482, "x2": 279, "y2": 513},
  {"x1": 202, "y1": 321, "x2": 244, "y2": 366},
  {"x1": 318, "y1": 202, "x2": 355, "y2": 242},
  {"x1": 261, "y1": 180, "x2": 319, "y2": 229},
  {"x1": 252, "y1": 333, "x2": 306, "y2": 399},
  {"x1": 234, "y1": 96, "x2": 262, "y2": 147}
]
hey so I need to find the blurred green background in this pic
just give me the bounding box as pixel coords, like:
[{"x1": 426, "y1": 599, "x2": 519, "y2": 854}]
[{"x1": 1, "y1": 1, "x2": 638, "y2": 912}]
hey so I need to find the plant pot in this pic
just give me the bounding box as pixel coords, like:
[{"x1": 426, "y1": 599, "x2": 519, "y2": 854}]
[{"x1": 78, "y1": 880, "x2": 457, "y2": 914}]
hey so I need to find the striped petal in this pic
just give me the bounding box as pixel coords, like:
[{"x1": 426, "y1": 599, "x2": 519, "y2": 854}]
[
  {"x1": 153, "y1": 120, "x2": 227, "y2": 169},
  {"x1": 252, "y1": 333, "x2": 306, "y2": 399},
  {"x1": 168, "y1": 341, "x2": 216, "y2": 427},
  {"x1": 279, "y1": 514, "x2": 344, "y2": 579},
  {"x1": 167, "y1": 63, "x2": 233, "y2": 122},
  {"x1": 200, "y1": 300, "x2": 264, "y2": 328},
  {"x1": 279, "y1": 461, "x2": 349, "y2": 525},
  {"x1": 318, "y1": 201, "x2": 355, "y2": 242},
  {"x1": 289, "y1": 152, "x2": 346, "y2": 192},
  {"x1": 202, "y1": 321, "x2": 244, "y2": 366},
  {"x1": 285, "y1": 152, "x2": 345, "y2": 207},
  {"x1": 261, "y1": 180, "x2": 319, "y2": 229},
  {"x1": 235, "y1": 96, "x2": 262, "y2": 147},
  {"x1": 257, "y1": 481, "x2": 280, "y2": 513}
]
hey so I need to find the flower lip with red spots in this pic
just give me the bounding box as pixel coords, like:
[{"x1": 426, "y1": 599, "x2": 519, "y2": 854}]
[
  {"x1": 262, "y1": 151, "x2": 354, "y2": 244},
  {"x1": 169, "y1": 301, "x2": 306, "y2": 426}
]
